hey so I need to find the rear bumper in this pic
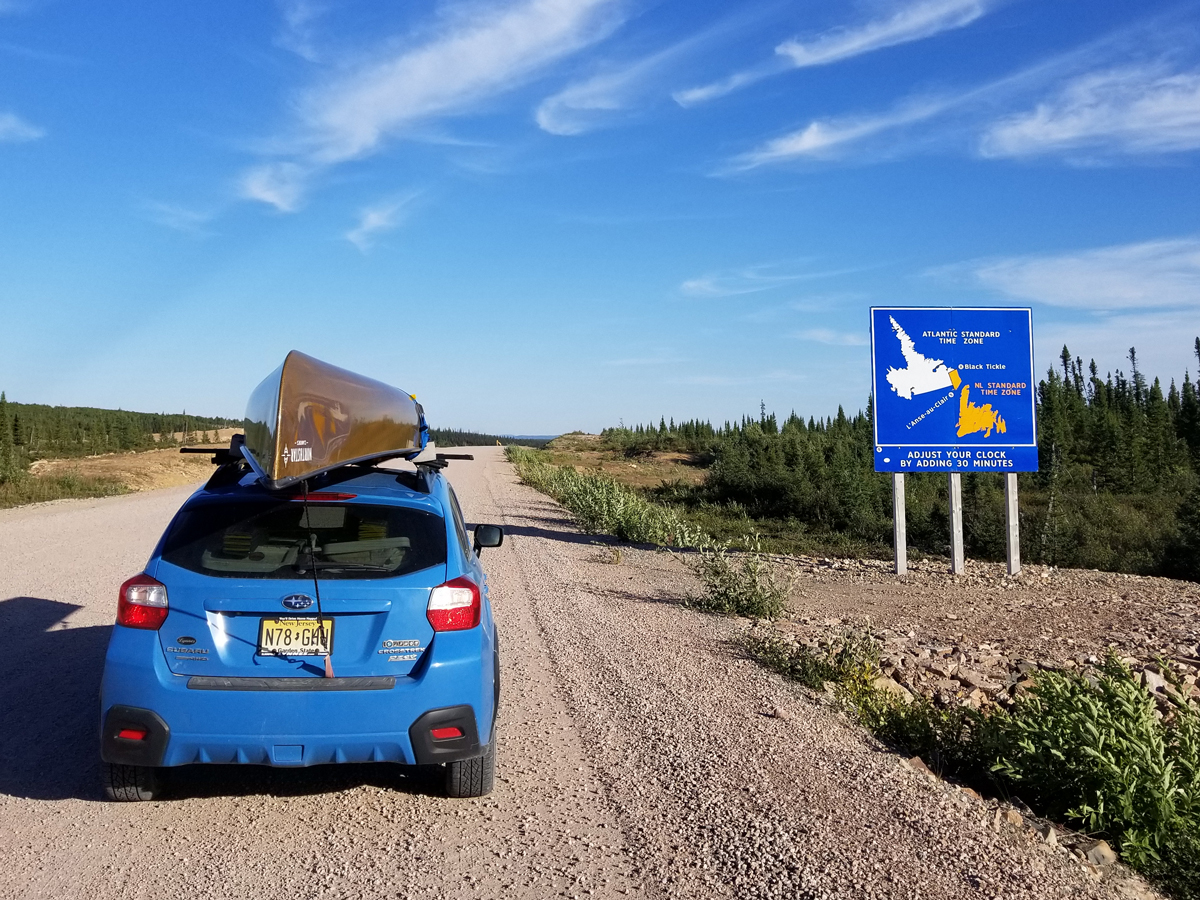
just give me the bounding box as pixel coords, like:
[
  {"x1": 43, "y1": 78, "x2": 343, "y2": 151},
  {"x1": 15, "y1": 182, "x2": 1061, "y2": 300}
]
[{"x1": 99, "y1": 626, "x2": 495, "y2": 768}]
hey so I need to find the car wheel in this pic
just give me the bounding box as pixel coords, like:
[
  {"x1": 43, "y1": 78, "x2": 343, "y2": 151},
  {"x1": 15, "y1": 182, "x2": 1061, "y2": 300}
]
[
  {"x1": 102, "y1": 762, "x2": 162, "y2": 802},
  {"x1": 445, "y1": 735, "x2": 495, "y2": 798}
]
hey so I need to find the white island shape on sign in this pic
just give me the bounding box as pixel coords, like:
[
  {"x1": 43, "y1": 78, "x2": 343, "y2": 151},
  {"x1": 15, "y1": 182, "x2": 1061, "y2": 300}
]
[{"x1": 884, "y1": 316, "x2": 960, "y2": 400}]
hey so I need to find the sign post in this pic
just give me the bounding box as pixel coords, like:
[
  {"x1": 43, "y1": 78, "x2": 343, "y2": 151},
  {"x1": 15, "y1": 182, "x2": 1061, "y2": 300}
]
[
  {"x1": 870, "y1": 307, "x2": 1037, "y2": 575},
  {"x1": 948, "y1": 472, "x2": 964, "y2": 574},
  {"x1": 892, "y1": 472, "x2": 907, "y2": 575},
  {"x1": 1004, "y1": 472, "x2": 1020, "y2": 575}
]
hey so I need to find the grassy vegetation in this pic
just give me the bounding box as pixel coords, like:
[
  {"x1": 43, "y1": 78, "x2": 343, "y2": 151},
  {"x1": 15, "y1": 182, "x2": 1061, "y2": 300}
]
[
  {"x1": 0, "y1": 471, "x2": 128, "y2": 509},
  {"x1": 743, "y1": 625, "x2": 1200, "y2": 898},
  {"x1": 506, "y1": 445, "x2": 712, "y2": 548}
]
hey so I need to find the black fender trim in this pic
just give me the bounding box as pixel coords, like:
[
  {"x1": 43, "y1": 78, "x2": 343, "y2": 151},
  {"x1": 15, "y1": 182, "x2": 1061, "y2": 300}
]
[
  {"x1": 101, "y1": 705, "x2": 170, "y2": 767},
  {"x1": 409, "y1": 705, "x2": 481, "y2": 764}
]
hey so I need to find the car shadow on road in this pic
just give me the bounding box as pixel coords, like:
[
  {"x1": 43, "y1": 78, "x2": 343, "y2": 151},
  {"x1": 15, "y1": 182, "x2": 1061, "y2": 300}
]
[
  {"x1": 168, "y1": 761, "x2": 447, "y2": 800},
  {"x1": 0, "y1": 596, "x2": 459, "y2": 803},
  {"x1": 494, "y1": 523, "x2": 607, "y2": 546},
  {"x1": 0, "y1": 596, "x2": 111, "y2": 802}
]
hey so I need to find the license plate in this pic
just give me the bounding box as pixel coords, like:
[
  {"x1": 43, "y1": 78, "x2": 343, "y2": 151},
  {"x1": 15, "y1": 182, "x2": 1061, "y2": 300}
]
[{"x1": 258, "y1": 617, "x2": 334, "y2": 656}]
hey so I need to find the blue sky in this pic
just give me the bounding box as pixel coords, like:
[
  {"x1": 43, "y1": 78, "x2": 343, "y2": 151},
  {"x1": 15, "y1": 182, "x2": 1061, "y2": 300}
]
[{"x1": 1, "y1": 0, "x2": 1198, "y2": 434}]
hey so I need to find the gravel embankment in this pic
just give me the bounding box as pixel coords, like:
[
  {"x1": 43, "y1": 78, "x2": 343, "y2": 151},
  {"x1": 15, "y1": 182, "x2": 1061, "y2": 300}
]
[
  {"x1": 0, "y1": 448, "x2": 1163, "y2": 898},
  {"x1": 763, "y1": 556, "x2": 1200, "y2": 713}
]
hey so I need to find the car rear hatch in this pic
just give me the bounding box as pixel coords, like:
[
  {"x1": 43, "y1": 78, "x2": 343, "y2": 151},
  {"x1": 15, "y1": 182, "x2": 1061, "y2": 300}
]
[{"x1": 153, "y1": 493, "x2": 447, "y2": 679}]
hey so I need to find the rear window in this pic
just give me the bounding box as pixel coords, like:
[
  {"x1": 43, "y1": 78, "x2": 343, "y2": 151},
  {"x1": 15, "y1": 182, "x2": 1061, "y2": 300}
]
[{"x1": 161, "y1": 500, "x2": 447, "y2": 579}]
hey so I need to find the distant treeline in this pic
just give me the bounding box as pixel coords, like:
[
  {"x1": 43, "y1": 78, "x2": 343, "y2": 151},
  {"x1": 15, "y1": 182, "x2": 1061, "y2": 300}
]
[
  {"x1": 0, "y1": 399, "x2": 551, "y2": 483},
  {"x1": 429, "y1": 428, "x2": 551, "y2": 448},
  {"x1": 0, "y1": 393, "x2": 237, "y2": 479},
  {"x1": 601, "y1": 339, "x2": 1200, "y2": 582}
]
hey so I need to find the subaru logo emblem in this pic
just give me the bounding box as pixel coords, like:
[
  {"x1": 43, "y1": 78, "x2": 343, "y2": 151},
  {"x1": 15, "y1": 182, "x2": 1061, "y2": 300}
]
[{"x1": 282, "y1": 594, "x2": 315, "y2": 610}]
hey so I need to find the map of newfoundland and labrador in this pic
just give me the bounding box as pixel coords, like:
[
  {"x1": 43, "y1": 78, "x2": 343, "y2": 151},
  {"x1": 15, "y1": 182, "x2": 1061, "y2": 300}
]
[{"x1": 884, "y1": 316, "x2": 1007, "y2": 438}]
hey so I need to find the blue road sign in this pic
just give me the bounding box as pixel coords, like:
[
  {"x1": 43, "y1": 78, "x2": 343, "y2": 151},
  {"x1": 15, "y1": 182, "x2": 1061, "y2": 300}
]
[{"x1": 870, "y1": 307, "x2": 1038, "y2": 473}]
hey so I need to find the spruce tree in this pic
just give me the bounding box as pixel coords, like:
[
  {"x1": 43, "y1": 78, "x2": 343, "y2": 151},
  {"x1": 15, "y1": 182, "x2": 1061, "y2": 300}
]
[{"x1": 0, "y1": 392, "x2": 12, "y2": 481}]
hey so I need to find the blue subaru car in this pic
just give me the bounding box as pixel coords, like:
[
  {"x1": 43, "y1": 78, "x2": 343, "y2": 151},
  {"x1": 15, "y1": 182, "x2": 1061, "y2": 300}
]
[{"x1": 98, "y1": 449, "x2": 503, "y2": 801}]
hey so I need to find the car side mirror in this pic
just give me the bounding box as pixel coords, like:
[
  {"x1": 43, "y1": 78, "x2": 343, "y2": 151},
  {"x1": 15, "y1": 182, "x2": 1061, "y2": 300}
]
[{"x1": 473, "y1": 524, "x2": 504, "y2": 555}]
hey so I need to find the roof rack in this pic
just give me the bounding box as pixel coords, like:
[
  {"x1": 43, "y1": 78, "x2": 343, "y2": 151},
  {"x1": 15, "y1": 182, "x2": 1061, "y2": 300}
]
[
  {"x1": 181, "y1": 435, "x2": 474, "y2": 491},
  {"x1": 408, "y1": 442, "x2": 474, "y2": 471}
]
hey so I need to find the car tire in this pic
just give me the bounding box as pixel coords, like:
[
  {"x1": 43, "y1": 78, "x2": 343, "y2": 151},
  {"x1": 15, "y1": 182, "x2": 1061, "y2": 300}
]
[
  {"x1": 102, "y1": 763, "x2": 162, "y2": 802},
  {"x1": 445, "y1": 735, "x2": 495, "y2": 798}
]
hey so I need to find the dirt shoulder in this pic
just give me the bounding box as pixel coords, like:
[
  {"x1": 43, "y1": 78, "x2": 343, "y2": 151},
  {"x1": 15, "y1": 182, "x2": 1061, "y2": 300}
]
[{"x1": 27, "y1": 428, "x2": 242, "y2": 493}]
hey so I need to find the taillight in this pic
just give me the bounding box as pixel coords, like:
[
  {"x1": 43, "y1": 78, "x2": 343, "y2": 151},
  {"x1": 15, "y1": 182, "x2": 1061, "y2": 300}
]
[
  {"x1": 117, "y1": 574, "x2": 168, "y2": 630},
  {"x1": 427, "y1": 577, "x2": 480, "y2": 632}
]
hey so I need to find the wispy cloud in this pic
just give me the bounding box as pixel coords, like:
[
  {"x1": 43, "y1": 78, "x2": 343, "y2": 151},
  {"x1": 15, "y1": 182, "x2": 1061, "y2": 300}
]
[
  {"x1": 727, "y1": 98, "x2": 948, "y2": 168},
  {"x1": 980, "y1": 64, "x2": 1200, "y2": 159},
  {"x1": 239, "y1": 162, "x2": 311, "y2": 212},
  {"x1": 722, "y1": 18, "x2": 1198, "y2": 170},
  {"x1": 791, "y1": 327, "x2": 868, "y2": 346},
  {"x1": 275, "y1": 0, "x2": 327, "y2": 62},
  {"x1": 680, "y1": 264, "x2": 851, "y2": 297},
  {"x1": 244, "y1": 0, "x2": 624, "y2": 209},
  {"x1": 942, "y1": 236, "x2": 1200, "y2": 310},
  {"x1": 776, "y1": 0, "x2": 989, "y2": 68},
  {"x1": 345, "y1": 192, "x2": 420, "y2": 252},
  {"x1": 144, "y1": 202, "x2": 214, "y2": 236},
  {"x1": 535, "y1": 11, "x2": 755, "y2": 136},
  {"x1": 675, "y1": 0, "x2": 990, "y2": 107},
  {"x1": 536, "y1": 43, "x2": 684, "y2": 136},
  {"x1": 0, "y1": 111, "x2": 44, "y2": 143}
]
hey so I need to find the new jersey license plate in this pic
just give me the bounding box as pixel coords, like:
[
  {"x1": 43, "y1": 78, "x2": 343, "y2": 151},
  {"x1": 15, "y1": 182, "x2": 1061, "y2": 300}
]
[{"x1": 258, "y1": 617, "x2": 334, "y2": 656}]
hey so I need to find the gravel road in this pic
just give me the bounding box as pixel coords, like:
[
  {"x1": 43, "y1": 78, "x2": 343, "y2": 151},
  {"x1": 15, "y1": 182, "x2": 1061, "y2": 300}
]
[{"x1": 0, "y1": 448, "x2": 1151, "y2": 899}]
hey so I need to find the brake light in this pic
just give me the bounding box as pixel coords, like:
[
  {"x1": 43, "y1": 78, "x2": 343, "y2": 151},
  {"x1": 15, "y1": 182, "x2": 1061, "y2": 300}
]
[
  {"x1": 427, "y1": 577, "x2": 480, "y2": 631},
  {"x1": 117, "y1": 574, "x2": 168, "y2": 630},
  {"x1": 117, "y1": 728, "x2": 148, "y2": 741},
  {"x1": 291, "y1": 492, "x2": 357, "y2": 502}
]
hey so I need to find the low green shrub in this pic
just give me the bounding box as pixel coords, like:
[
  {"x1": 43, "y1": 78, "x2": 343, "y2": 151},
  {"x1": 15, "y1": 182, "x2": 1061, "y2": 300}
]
[
  {"x1": 993, "y1": 658, "x2": 1200, "y2": 871},
  {"x1": 687, "y1": 548, "x2": 788, "y2": 618},
  {"x1": 742, "y1": 627, "x2": 879, "y2": 688}
]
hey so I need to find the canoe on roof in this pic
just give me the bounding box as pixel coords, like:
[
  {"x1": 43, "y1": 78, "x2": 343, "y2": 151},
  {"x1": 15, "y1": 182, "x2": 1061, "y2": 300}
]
[{"x1": 243, "y1": 350, "x2": 425, "y2": 490}]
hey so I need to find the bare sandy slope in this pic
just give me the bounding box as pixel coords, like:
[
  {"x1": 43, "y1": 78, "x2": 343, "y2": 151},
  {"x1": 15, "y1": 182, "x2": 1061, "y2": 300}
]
[
  {"x1": 28, "y1": 429, "x2": 241, "y2": 492},
  {"x1": 0, "y1": 448, "x2": 1151, "y2": 899}
]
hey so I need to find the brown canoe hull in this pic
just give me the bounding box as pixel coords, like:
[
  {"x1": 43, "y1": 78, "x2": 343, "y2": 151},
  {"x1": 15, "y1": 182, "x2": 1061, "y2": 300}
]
[{"x1": 243, "y1": 351, "x2": 422, "y2": 490}]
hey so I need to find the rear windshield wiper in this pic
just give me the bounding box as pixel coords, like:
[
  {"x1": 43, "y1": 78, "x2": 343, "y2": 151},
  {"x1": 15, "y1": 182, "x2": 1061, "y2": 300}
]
[{"x1": 294, "y1": 561, "x2": 397, "y2": 573}]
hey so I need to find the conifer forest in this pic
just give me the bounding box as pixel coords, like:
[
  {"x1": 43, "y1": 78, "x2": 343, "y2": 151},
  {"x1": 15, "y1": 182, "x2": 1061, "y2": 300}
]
[{"x1": 601, "y1": 339, "x2": 1200, "y2": 581}]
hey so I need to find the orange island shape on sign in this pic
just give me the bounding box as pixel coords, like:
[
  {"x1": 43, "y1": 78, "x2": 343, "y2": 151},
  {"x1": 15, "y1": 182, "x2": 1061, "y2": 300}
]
[{"x1": 954, "y1": 378, "x2": 1007, "y2": 438}]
